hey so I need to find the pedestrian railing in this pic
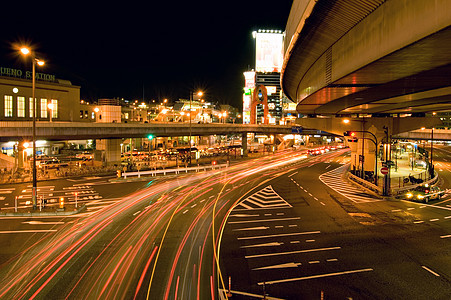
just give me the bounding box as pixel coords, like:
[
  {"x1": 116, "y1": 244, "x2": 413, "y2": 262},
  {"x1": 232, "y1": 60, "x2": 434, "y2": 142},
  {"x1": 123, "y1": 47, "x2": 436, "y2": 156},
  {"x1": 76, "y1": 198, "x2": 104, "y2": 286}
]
[{"x1": 121, "y1": 163, "x2": 229, "y2": 179}]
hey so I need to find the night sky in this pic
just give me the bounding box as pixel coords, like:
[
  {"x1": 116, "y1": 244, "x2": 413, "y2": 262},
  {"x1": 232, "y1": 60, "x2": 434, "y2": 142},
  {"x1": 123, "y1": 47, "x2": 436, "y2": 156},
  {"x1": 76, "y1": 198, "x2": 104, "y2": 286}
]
[{"x1": 1, "y1": 1, "x2": 292, "y2": 109}]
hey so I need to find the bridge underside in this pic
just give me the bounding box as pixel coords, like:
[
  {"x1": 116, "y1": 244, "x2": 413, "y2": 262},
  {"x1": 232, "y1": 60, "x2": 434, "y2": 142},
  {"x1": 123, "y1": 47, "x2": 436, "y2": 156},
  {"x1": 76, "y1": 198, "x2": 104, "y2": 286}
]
[
  {"x1": 301, "y1": 29, "x2": 451, "y2": 115},
  {"x1": 282, "y1": 0, "x2": 451, "y2": 116}
]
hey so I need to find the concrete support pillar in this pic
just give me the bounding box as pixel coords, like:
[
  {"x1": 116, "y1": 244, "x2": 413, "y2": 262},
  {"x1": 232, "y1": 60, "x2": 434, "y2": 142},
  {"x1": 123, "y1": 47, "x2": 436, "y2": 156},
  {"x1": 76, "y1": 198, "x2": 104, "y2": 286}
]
[
  {"x1": 96, "y1": 139, "x2": 122, "y2": 166},
  {"x1": 16, "y1": 142, "x2": 26, "y2": 170},
  {"x1": 241, "y1": 132, "x2": 248, "y2": 157}
]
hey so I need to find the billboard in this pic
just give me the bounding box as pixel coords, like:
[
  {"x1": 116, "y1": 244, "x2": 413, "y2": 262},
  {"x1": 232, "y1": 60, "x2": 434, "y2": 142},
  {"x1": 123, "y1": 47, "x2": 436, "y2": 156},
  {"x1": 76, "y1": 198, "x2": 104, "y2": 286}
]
[
  {"x1": 243, "y1": 71, "x2": 255, "y2": 89},
  {"x1": 243, "y1": 93, "x2": 251, "y2": 124},
  {"x1": 254, "y1": 30, "x2": 284, "y2": 73}
]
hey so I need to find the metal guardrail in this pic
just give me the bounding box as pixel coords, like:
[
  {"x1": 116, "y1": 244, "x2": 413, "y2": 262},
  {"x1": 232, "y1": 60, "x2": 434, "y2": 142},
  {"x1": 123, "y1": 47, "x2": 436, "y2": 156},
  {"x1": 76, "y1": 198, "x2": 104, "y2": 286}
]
[{"x1": 121, "y1": 163, "x2": 229, "y2": 178}]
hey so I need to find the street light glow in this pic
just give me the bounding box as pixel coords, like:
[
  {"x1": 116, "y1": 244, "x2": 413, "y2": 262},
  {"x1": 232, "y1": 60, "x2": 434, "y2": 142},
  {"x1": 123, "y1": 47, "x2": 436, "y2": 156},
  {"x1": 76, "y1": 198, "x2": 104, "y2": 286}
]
[
  {"x1": 20, "y1": 47, "x2": 30, "y2": 55},
  {"x1": 343, "y1": 119, "x2": 350, "y2": 124}
]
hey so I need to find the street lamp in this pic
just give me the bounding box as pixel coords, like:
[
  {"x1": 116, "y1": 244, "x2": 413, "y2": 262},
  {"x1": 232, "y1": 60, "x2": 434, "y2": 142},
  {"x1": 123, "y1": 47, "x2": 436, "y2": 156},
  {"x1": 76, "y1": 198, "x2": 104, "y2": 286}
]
[
  {"x1": 20, "y1": 46, "x2": 45, "y2": 210},
  {"x1": 189, "y1": 91, "x2": 203, "y2": 164}
]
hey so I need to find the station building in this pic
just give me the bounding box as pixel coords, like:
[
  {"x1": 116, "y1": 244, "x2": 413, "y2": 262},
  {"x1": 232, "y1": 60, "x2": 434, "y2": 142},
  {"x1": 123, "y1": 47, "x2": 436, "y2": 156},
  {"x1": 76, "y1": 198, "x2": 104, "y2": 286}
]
[{"x1": 0, "y1": 66, "x2": 81, "y2": 122}]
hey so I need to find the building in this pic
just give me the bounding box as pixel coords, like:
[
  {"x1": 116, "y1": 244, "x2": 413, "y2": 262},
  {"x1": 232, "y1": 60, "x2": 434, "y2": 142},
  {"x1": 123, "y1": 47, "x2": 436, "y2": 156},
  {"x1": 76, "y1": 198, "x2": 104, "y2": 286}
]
[
  {"x1": 0, "y1": 66, "x2": 80, "y2": 122},
  {"x1": 244, "y1": 29, "x2": 286, "y2": 125}
]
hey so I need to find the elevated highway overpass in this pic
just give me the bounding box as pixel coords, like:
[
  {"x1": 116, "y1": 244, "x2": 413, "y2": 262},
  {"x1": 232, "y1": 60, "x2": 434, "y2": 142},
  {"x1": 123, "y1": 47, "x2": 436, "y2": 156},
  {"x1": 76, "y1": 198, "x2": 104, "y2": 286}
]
[
  {"x1": 2, "y1": 121, "x2": 329, "y2": 165},
  {"x1": 0, "y1": 121, "x2": 294, "y2": 141},
  {"x1": 283, "y1": 0, "x2": 451, "y2": 116},
  {"x1": 282, "y1": 0, "x2": 451, "y2": 176}
]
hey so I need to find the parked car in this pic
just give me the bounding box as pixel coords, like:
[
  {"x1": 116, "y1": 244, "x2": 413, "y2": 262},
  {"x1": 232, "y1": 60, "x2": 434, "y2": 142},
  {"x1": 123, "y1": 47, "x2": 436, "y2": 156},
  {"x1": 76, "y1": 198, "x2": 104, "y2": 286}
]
[
  {"x1": 405, "y1": 184, "x2": 444, "y2": 203},
  {"x1": 39, "y1": 159, "x2": 69, "y2": 169}
]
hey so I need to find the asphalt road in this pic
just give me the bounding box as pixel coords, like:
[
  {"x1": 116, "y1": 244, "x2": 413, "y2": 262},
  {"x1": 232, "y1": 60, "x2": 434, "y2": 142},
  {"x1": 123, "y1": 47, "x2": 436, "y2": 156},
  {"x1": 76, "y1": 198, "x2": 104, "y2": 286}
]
[
  {"x1": 0, "y1": 147, "x2": 449, "y2": 299},
  {"x1": 219, "y1": 148, "x2": 451, "y2": 299}
]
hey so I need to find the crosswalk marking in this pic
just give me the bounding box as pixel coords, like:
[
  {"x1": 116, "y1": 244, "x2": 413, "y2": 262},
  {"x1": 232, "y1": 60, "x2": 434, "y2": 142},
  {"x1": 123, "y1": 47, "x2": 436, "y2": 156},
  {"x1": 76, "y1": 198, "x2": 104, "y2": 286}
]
[
  {"x1": 234, "y1": 185, "x2": 292, "y2": 210},
  {"x1": 319, "y1": 165, "x2": 383, "y2": 203}
]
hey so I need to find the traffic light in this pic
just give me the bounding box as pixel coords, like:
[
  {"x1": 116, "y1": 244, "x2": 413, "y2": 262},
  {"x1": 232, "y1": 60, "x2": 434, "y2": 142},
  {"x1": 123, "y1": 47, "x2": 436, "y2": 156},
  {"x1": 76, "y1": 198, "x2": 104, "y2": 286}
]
[{"x1": 343, "y1": 131, "x2": 356, "y2": 137}]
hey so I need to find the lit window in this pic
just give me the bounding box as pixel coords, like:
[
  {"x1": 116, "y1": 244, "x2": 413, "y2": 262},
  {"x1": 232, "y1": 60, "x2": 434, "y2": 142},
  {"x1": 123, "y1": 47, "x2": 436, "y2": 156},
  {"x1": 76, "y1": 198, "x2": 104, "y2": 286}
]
[
  {"x1": 40, "y1": 99, "x2": 48, "y2": 118},
  {"x1": 29, "y1": 98, "x2": 34, "y2": 118},
  {"x1": 4, "y1": 95, "x2": 13, "y2": 117},
  {"x1": 80, "y1": 110, "x2": 83, "y2": 118},
  {"x1": 50, "y1": 99, "x2": 58, "y2": 119},
  {"x1": 17, "y1": 96, "x2": 25, "y2": 117}
]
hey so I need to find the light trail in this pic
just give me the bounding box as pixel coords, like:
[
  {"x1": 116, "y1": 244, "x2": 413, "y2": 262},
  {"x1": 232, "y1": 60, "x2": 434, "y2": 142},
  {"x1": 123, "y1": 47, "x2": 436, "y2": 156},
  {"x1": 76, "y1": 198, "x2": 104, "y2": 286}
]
[{"x1": 0, "y1": 149, "x2": 348, "y2": 299}]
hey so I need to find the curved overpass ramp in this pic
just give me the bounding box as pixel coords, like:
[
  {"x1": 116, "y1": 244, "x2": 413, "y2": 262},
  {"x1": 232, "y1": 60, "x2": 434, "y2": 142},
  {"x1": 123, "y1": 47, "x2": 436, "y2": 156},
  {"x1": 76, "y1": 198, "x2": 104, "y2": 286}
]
[{"x1": 282, "y1": 0, "x2": 451, "y2": 116}]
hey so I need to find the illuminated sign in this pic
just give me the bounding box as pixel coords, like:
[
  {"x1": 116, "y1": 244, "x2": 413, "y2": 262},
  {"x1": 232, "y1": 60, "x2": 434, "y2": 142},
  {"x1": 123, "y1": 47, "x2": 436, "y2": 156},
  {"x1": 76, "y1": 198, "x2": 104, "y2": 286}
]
[
  {"x1": 243, "y1": 93, "x2": 252, "y2": 124},
  {"x1": 254, "y1": 31, "x2": 283, "y2": 73},
  {"x1": 243, "y1": 71, "x2": 255, "y2": 88},
  {"x1": 266, "y1": 86, "x2": 277, "y2": 95},
  {"x1": 0, "y1": 66, "x2": 56, "y2": 82}
]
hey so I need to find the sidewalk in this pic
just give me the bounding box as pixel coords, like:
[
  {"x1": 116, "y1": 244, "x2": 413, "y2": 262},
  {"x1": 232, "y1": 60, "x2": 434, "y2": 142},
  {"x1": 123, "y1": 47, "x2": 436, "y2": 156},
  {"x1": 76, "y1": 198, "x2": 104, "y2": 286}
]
[{"x1": 348, "y1": 150, "x2": 437, "y2": 196}]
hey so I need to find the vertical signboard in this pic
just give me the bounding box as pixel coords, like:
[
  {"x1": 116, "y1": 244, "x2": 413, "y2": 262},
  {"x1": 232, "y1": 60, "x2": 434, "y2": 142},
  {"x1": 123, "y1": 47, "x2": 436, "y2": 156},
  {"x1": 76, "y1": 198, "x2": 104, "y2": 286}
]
[{"x1": 255, "y1": 31, "x2": 283, "y2": 73}]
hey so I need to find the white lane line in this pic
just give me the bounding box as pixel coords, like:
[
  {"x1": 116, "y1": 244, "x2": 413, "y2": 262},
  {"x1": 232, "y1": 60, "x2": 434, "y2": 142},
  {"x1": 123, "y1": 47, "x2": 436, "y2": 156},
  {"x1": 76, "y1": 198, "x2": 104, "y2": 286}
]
[
  {"x1": 320, "y1": 202, "x2": 326, "y2": 206},
  {"x1": 237, "y1": 231, "x2": 321, "y2": 240},
  {"x1": 258, "y1": 268, "x2": 373, "y2": 285},
  {"x1": 230, "y1": 214, "x2": 260, "y2": 217},
  {"x1": 228, "y1": 217, "x2": 300, "y2": 224},
  {"x1": 306, "y1": 239, "x2": 315, "y2": 242},
  {"x1": 290, "y1": 241, "x2": 300, "y2": 244},
  {"x1": 445, "y1": 216, "x2": 451, "y2": 219},
  {"x1": 219, "y1": 289, "x2": 285, "y2": 300},
  {"x1": 440, "y1": 234, "x2": 451, "y2": 239},
  {"x1": 308, "y1": 261, "x2": 320, "y2": 264},
  {"x1": 275, "y1": 226, "x2": 284, "y2": 229},
  {"x1": 391, "y1": 209, "x2": 402, "y2": 212},
  {"x1": 414, "y1": 221, "x2": 424, "y2": 224},
  {"x1": 191, "y1": 204, "x2": 197, "y2": 208},
  {"x1": 245, "y1": 246, "x2": 341, "y2": 259},
  {"x1": 241, "y1": 242, "x2": 283, "y2": 248},
  {"x1": 407, "y1": 208, "x2": 415, "y2": 210},
  {"x1": 430, "y1": 219, "x2": 439, "y2": 222},
  {"x1": 326, "y1": 258, "x2": 338, "y2": 262},
  {"x1": 0, "y1": 230, "x2": 57, "y2": 233},
  {"x1": 182, "y1": 210, "x2": 189, "y2": 214},
  {"x1": 253, "y1": 262, "x2": 301, "y2": 270},
  {"x1": 422, "y1": 266, "x2": 440, "y2": 277},
  {"x1": 133, "y1": 210, "x2": 141, "y2": 216},
  {"x1": 234, "y1": 226, "x2": 270, "y2": 231}
]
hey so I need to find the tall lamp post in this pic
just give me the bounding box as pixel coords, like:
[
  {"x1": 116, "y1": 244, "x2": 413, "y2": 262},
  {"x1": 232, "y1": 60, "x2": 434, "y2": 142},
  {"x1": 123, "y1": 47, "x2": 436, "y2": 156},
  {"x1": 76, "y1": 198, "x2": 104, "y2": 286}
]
[
  {"x1": 20, "y1": 47, "x2": 45, "y2": 210},
  {"x1": 189, "y1": 91, "x2": 202, "y2": 164}
]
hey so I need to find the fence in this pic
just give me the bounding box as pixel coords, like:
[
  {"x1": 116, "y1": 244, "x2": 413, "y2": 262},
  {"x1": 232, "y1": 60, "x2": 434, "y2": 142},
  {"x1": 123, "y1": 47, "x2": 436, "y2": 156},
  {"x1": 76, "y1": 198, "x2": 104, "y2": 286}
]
[{"x1": 121, "y1": 163, "x2": 229, "y2": 179}]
